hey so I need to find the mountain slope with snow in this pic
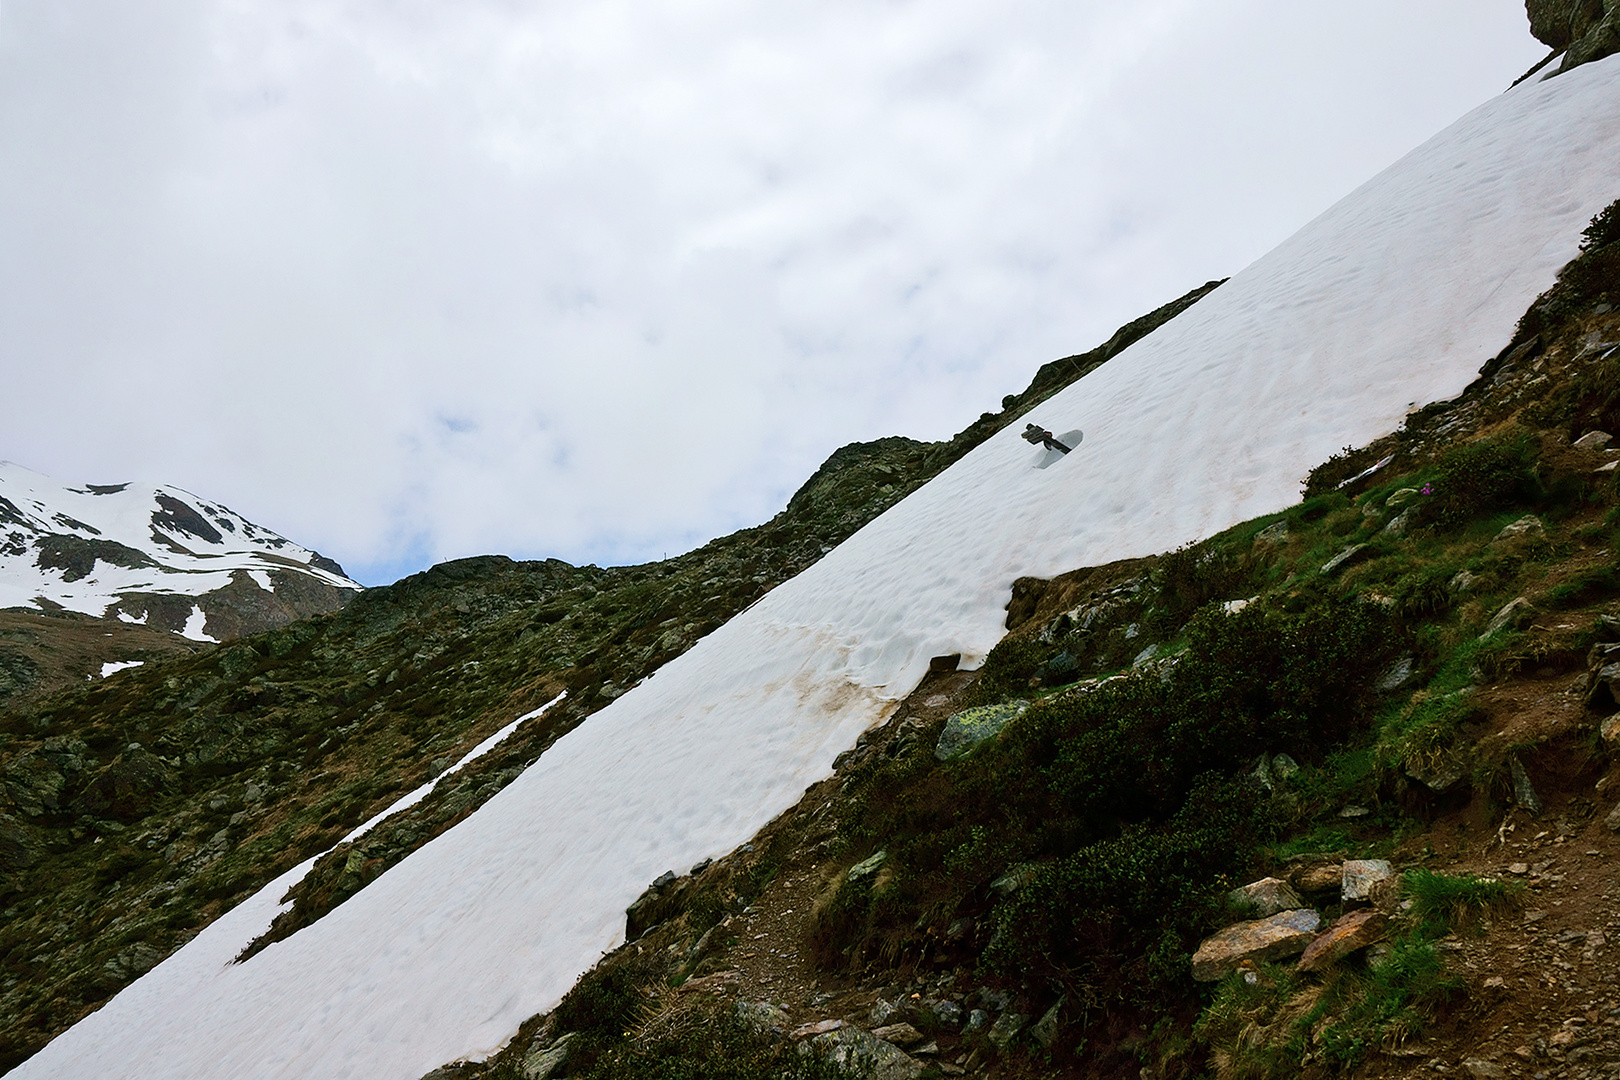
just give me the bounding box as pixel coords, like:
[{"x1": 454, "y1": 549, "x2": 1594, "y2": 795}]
[
  {"x1": 14, "y1": 54, "x2": 1620, "y2": 1080},
  {"x1": 0, "y1": 462, "x2": 360, "y2": 642}
]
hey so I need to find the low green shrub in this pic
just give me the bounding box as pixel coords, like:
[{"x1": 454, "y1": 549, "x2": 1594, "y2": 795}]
[
  {"x1": 1543, "y1": 565, "x2": 1620, "y2": 609},
  {"x1": 1414, "y1": 435, "x2": 1540, "y2": 531},
  {"x1": 824, "y1": 595, "x2": 1402, "y2": 1005},
  {"x1": 578, "y1": 1008, "x2": 856, "y2": 1080}
]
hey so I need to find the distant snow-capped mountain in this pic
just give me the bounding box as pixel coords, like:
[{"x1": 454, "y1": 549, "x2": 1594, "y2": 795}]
[{"x1": 0, "y1": 461, "x2": 361, "y2": 641}]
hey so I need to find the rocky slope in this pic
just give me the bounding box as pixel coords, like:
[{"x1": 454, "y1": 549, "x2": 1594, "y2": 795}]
[{"x1": 0, "y1": 278, "x2": 1223, "y2": 1074}]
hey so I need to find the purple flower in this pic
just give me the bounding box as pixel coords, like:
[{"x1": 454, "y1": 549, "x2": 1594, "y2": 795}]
[{"x1": 1420, "y1": 482, "x2": 1434, "y2": 496}]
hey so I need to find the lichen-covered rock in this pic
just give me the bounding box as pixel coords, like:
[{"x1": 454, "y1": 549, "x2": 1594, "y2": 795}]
[
  {"x1": 1341, "y1": 859, "x2": 1396, "y2": 901},
  {"x1": 1405, "y1": 746, "x2": 1470, "y2": 792},
  {"x1": 805, "y1": 1025, "x2": 923, "y2": 1080},
  {"x1": 520, "y1": 1032, "x2": 576, "y2": 1080},
  {"x1": 71, "y1": 745, "x2": 170, "y2": 820},
  {"x1": 986, "y1": 1011, "x2": 1027, "y2": 1051},
  {"x1": 1297, "y1": 909, "x2": 1389, "y2": 972},
  {"x1": 1191, "y1": 909, "x2": 1321, "y2": 981},
  {"x1": 848, "y1": 849, "x2": 888, "y2": 883},
  {"x1": 935, "y1": 702, "x2": 1025, "y2": 761}
]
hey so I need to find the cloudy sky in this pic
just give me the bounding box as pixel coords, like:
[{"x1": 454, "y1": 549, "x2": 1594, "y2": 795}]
[{"x1": 0, "y1": 1, "x2": 1548, "y2": 585}]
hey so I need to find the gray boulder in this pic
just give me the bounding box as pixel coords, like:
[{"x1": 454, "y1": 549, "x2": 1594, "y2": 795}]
[
  {"x1": 1229, "y1": 877, "x2": 1305, "y2": 918},
  {"x1": 1494, "y1": 516, "x2": 1545, "y2": 542},
  {"x1": 805, "y1": 1025, "x2": 923, "y2": 1080},
  {"x1": 1481, "y1": 597, "x2": 1535, "y2": 639},
  {"x1": 521, "y1": 1033, "x2": 577, "y2": 1080},
  {"x1": 1574, "y1": 430, "x2": 1615, "y2": 450},
  {"x1": 1341, "y1": 859, "x2": 1396, "y2": 902},
  {"x1": 1321, "y1": 544, "x2": 1371, "y2": 576},
  {"x1": 935, "y1": 702, "x2": 1025, "y2": 761},
  {"x1": 1029, "y1": 998, "x2": 1064, "y2": 1050}
]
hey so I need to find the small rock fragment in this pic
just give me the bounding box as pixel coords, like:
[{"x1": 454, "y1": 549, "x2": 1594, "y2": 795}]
[
  {"x1": 986, "y1": 1012, "x2": 1026, "y2": 1050},
  {"x1": 1510, "y1": 756, "x2": 1543, "y2": 815},
  {"x1": 1029, "y1": 997, "x2": 1064, "y2": 1049},
  {"x1": 1462, "y1": 1058, "x2": 1508, "y2": 1080},
  {"x1": 1252, "y1": 520, "x2": 1289, "y2": 547},
  {"x1": 848, "y1": 850, "x2": 888, "y2": 883},
  {"x1": 1376, "y1": 656, "x2": 1415, "y2": 692},
  {"x1": 791, "y1": 1019, "x2": 846, "y2": 1040}
]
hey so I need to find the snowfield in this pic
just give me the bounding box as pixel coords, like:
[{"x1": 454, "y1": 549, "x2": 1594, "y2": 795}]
[
  {"x1": 15, "y1": 56, "x2": 1620, "y2": 1080},
  {"x1": 0, "y1": 462, "x2": 360, "y2": 632}
]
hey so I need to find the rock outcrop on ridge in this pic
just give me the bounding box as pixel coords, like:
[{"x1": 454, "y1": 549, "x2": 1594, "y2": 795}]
[{"x1": 1526, "y1": 0, "x2": 1620, "y2": 74}]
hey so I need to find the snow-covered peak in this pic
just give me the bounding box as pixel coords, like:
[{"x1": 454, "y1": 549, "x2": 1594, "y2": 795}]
[{"x1": 0, "y1": 461, "x2": 360, "y2": 640}]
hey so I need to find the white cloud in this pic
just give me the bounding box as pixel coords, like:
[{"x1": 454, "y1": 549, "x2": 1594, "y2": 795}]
[{"x1": 0, "y1": 0, "x2": 1548, "y2": 583}]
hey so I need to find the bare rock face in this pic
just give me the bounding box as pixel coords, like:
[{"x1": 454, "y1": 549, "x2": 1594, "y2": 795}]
[
  {"x1": 1191, "y1": 909, "x2": 1321, "y2": 981},
  {"x1": 1526, "y1": 0, "x2": 1620, "y2": 75},
  {"x1": 1528, "y1": 0, "x2": 1606, "y2": 50},
  {"x1": 1298, "y1": 909, "x2": 1389, "y2": 972}
]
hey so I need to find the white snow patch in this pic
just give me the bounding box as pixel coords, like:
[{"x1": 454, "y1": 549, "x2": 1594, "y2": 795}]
[
  {"x1": 16, "y1": 56, "x2": 1620, "y2": 1080},
  {"x1": 178, "y1": 606, "x2": 216, "y2": 643},
  {"x1": 246, "y1": 570, "x2": 274, "y2": 592},
  {"x1": 115, "y1": 611, "x2": 148, "y2": 625},
  {"x1": 99, "y1": 661, "x2": 145, "y2": 679}
]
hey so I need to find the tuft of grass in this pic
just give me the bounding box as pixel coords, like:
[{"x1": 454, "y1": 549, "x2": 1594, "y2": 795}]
[{"x1": 1402, "y1": 868, "x2": 1526, "y2": 936}]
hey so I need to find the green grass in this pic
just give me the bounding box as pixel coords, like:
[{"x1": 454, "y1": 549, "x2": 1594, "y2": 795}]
[{"x1": 1402, "y1": 868, "x2": 1525, "y2": 936}]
